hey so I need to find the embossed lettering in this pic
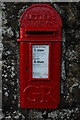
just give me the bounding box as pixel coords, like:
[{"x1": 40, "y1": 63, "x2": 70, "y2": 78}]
[
  {"x1": 40, "y1": 86, "x2": 54, "y2": 103},
  {"x1": 25, "y1": 10, "x2": 56, "y2": 27},
  {"x1": 24, "y1": 85, "x2": 55, "y2": 103},
  {"x1": 24, "y1": 86, "x2": 40, "y2": 102}
]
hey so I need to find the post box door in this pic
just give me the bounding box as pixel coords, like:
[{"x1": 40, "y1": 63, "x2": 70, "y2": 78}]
[{"x1": 20, "y1": 41, "x2": 61, "y2": 108}]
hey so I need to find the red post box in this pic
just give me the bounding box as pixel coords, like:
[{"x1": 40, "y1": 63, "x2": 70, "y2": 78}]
[{"x1": 17, "y1": 4, "x2": 62, "y2": 108}]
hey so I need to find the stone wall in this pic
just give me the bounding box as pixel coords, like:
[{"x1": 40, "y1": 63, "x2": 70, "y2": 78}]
[{"x1": 1, "y1": 2, "x2": 80, "y2": 120}]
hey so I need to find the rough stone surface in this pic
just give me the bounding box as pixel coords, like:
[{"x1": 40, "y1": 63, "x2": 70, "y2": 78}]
[{"x1": 1, "y1": 2, "x2": 80, "y2": 120}]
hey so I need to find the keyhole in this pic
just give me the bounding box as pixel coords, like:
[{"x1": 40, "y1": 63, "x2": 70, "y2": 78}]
[{"x1": 26, "y1": 67, "x2": 28, "y2": 71}]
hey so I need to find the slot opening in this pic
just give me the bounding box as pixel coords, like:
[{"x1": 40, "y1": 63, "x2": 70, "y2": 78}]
[{"x1": 26, "y1": 31, "x2": 54, "y2": 35}]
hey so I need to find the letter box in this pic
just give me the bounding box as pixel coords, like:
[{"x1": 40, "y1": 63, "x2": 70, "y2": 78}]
[{"x1": 17, "y1": 4, "x2": 62, "y2": 108}]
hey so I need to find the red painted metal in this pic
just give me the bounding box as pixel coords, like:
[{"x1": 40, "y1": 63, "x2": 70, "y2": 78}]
[{"x1": 17, "y1": 4, "x2": 62, "y2": 108}]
